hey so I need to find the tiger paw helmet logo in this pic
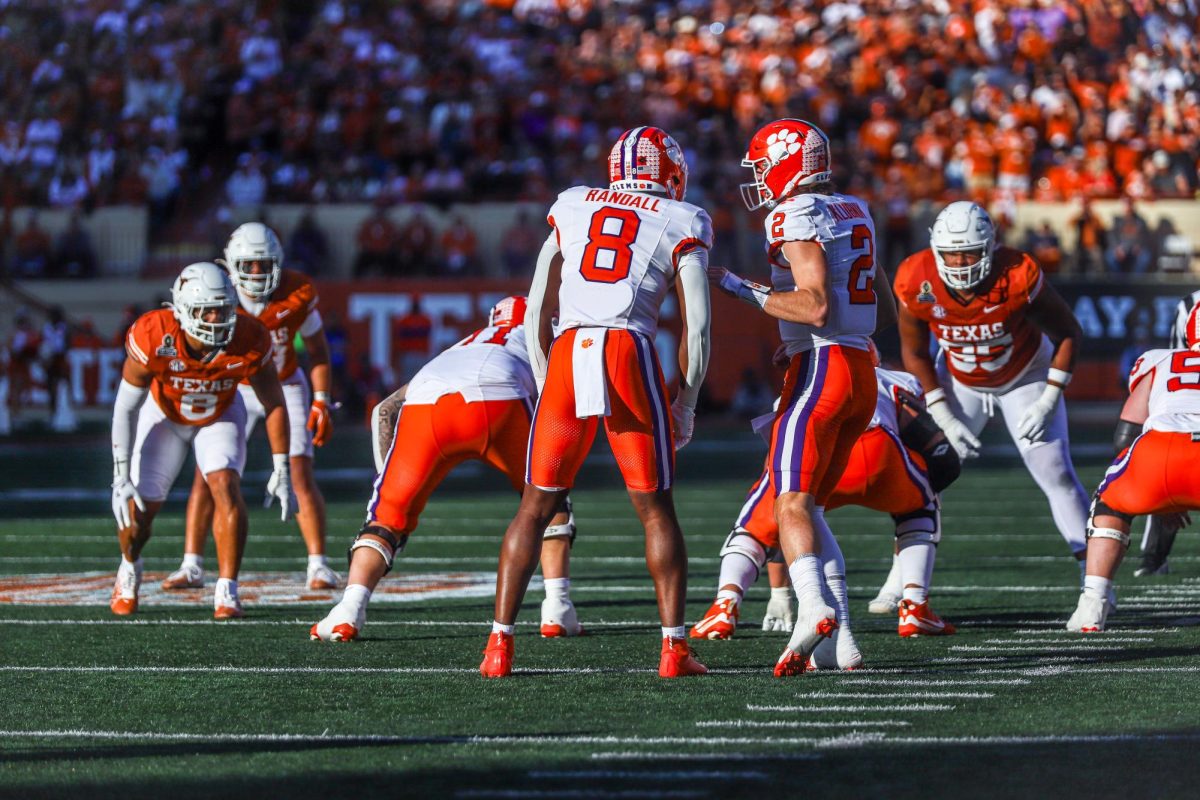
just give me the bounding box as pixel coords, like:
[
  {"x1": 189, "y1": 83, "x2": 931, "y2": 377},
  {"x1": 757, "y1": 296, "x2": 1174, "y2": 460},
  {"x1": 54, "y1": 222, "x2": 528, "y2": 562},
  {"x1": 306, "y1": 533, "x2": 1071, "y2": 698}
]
[{"x1": 766, "y1": 129, "x2": 802, "y2": 164}]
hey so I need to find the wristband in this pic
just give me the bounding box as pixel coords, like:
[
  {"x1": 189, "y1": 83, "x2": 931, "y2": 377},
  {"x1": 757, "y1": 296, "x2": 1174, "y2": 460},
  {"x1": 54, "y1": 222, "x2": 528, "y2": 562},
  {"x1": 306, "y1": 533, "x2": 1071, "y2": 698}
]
[
  {"x1": 1047, "y1": 368, "x2": 1072, "y2": 388},
  {"x1": 314, "y1": 391, "x2": 330, "y2": 403},
  {"x1": 272, "y1": 453, "x2": 288, "y2": 471},
  {"x1": 925, "y1": 387, "x2": 947, "y2": 406}
]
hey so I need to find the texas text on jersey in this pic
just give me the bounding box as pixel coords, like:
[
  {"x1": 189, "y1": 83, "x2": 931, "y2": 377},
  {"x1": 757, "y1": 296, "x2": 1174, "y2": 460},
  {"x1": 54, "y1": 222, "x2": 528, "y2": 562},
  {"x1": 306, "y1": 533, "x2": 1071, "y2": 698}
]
[
  {"x1": 239, "y1": 268, "x2": 318, "y2": 382},
  {"x1": 894, "y1": 245, "x2": 1044, "y2": 388},
  {"x1": 125, "y1": 308, "x2": 272, "y2": 426}
]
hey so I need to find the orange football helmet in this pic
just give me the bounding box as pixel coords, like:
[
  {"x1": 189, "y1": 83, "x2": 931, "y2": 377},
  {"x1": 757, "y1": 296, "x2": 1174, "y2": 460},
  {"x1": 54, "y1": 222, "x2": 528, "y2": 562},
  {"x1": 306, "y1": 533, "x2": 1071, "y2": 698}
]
[
  {"x1": 608, "y1": 126, "x2": 688, "y2": 201},
  {"x1": 740, "y1": 119, "x2": 832, "y2": 210}
]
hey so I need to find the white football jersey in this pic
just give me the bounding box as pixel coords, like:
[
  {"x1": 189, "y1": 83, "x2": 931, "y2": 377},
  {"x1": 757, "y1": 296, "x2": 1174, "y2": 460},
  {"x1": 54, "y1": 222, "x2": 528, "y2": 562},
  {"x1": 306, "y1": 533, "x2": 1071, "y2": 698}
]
[
  {"x1": 405, "y1": 324, "x2": 535, "y2": 405},
  {"x1": 550, "y1": 186, "x2": 712, "y2": 336},
  {"x1": 765, "y1": 191, "x2": 878, "y2": 355},
  {"x1": 1128, "y1": 348, "x2": 1200, "y2": 432},
  {"x1": 871, "y1": 367, "x2": 924, "y2": 431}
]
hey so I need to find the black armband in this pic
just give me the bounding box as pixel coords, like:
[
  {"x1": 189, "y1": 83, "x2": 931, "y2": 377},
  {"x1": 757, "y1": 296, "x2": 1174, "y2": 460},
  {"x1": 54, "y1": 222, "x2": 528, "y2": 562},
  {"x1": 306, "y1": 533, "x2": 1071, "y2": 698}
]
[
  {"x1": 1113, "y1": 418, "x2": 1142, "y2": 455},
  {"x1": 899, "y1": 404, "x2": 945, "y2": 453}
]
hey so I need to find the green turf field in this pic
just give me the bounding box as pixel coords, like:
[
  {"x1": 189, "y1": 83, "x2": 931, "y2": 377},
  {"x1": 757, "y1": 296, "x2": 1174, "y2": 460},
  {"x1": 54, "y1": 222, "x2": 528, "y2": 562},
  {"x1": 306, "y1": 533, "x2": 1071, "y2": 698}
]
[{"x1": 0, "y1": 427, "x2": 1198, "y2": 799}]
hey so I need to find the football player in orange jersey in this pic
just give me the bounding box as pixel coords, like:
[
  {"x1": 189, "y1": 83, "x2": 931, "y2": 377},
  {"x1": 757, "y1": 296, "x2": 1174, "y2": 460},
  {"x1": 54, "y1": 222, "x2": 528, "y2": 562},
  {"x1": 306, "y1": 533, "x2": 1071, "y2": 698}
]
[
  {"x1": 1067, "y1": 305, "x2": 1200, "y2": 632},
  {"x1": 895, "y1": 201, "x2": 1095, "y2": 593},
  {"x1": 109, "y1": 262, "x2": 292, "y2": 619},
  {"x1": 161, "y1": 223, "x2": 339, "y2": 592}
]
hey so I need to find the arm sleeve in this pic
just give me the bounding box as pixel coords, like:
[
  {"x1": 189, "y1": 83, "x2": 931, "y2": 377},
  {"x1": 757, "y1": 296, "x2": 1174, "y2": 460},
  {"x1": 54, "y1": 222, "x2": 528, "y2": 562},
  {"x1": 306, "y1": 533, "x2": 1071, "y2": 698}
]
[
  {"x1": 525, "y1": 232, "x2": 560, "y2": 391},
  {"x1": 675, "y1": 248, "x2": 712, "y2": 410},
  {"x1": 299, "y1": 308, "x2": 323, "y2": 337},
  {"x1": 112, "y1": 379, "x2": 148, "y2": 464}
]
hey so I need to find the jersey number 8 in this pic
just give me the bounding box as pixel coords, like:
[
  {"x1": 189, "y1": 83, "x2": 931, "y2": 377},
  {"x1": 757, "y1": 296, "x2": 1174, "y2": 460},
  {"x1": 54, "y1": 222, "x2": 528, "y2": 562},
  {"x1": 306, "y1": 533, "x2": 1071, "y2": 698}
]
[{"x1": 580, "y1": 207, "x2": 641, "y2": 284}]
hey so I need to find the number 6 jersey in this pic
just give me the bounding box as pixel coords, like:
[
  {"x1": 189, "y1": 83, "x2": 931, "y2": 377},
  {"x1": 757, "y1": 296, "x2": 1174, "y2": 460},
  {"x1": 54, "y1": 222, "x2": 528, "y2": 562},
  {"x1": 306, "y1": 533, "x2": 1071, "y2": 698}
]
[
  {"x1": 549, "y1": 186, "x2": 712, "y2": 336},
  {"x1": 125, "y1": 308, "x2": 273, "y2": 425}
]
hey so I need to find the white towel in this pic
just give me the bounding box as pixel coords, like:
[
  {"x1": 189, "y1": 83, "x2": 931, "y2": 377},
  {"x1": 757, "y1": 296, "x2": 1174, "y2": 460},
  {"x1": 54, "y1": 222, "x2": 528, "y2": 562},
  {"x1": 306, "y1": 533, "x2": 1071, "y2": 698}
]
[{"x1": 571, "y1": 328, "x2": 610, "y2": 418}]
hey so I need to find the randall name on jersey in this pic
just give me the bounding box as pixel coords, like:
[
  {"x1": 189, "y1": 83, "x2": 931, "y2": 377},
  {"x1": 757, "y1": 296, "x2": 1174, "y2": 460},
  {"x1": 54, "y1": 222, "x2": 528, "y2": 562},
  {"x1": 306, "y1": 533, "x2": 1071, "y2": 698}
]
[{"x1": 581, "y1": 188, "x2": 664, "y2": 212}]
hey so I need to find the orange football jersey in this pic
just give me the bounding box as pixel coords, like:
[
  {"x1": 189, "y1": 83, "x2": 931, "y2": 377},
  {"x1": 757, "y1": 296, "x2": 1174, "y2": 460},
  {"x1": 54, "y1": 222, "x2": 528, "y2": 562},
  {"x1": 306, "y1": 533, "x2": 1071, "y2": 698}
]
[
  {"x1": 895, "y1": 246, "x2": 1044, "y2": 388},
  {"x1": 126, "y1": 308, "x2": 272, "y2": 426},
  {"x1": 246, "y1": 269, "x2": 318, "y2": 381}
]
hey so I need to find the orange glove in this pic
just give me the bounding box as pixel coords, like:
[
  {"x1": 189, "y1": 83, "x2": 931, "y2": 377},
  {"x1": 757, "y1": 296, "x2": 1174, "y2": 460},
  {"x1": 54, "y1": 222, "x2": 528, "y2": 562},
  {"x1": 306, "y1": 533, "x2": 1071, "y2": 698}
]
[{"x1": 307, "y1": 391, "x2": 333, "y2": 447}]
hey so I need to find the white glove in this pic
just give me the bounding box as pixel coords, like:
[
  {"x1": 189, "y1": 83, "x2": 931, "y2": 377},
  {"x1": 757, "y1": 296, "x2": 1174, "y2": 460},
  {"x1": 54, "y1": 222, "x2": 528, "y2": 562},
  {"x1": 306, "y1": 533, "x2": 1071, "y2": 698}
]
[
  {"x1": 762, "y1": 587, "x2": 795, "y2": 632},
  {"x1": 111, "y1": 459, "x2": 145, "y2": 530},
  {"x1": 1016, "y1": 385, "x2": 1061, "y2": 443},
  {"x1": 670, "y1": 400, "x2": 695, "y2": 451},
  {"x1": 926, "y1": 388, "x2": 981, "y2": 460},
  {"x1": 264, "y1": 453, "x2": 294, "y2": 521}
]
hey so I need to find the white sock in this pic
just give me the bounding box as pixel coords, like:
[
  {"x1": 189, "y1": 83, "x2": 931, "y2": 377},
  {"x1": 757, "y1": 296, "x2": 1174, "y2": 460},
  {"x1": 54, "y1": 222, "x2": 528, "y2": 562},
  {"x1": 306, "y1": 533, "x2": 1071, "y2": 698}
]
[
  {"x1": 787, "y1": 554, "x2": 824, "y2": 604},
  {"x1": 879, "y1": 553, "x2": 902, "y2": 597},
  {"x1": 491, "y1": 621, "x2": 515, "y2": 635},
  {"x1": 662, "y1": 626, "x2": 686, "y2": 640},
  {"x1": 716, "y1": 552, "x2": 759, "y2": 597},
  {"x1": 341, "y1": 583, "x2": 371, "y2": 613},
  {"x1": 215, "y1": 578, "x2": 238, "y2": 604},
  {"x1": 543, "y1": 577, "x2": 570, "y2": 603},
  {"x1": 119, "y1": 557, "x2": 142, "y2": 575},
  {"x1": 182, "y1": 553, "x2": 203, "y2": 570},
  {"x1": 814, "y1": 507, "x2": 846, "y2": 626},
  {"x1": 1083, "y1": 575, "x2": 1112, "y2": 602},
  {"x1": 898, "y1": 543, "x2": 934, "y2": 604},
  {"x1": 308, "y1": 554, "x2": 329, "y2": 569},
  {"x1": 715, "y1": 588, "x2": 742, "y2": 604}
]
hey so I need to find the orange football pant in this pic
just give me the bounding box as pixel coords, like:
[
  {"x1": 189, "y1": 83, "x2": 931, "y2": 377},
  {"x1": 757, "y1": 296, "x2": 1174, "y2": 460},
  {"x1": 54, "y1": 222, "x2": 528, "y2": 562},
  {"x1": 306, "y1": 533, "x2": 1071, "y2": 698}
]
[{"x1": 1095, "y1": 430, "x2": 1200, "y2": 517}]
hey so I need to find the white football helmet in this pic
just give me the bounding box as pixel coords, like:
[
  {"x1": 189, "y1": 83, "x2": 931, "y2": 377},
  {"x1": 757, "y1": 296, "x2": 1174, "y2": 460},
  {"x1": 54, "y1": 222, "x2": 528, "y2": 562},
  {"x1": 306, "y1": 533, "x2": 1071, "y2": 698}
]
[
  {"x1": 930, "y1": 201, "x2": 995, "y2": 291},
  {"x1": 170, "y1": 262, "x2": 238, "y2": 347},
  {"x1": 224, "y1": 222, "x2": 283, "y2": 299}
]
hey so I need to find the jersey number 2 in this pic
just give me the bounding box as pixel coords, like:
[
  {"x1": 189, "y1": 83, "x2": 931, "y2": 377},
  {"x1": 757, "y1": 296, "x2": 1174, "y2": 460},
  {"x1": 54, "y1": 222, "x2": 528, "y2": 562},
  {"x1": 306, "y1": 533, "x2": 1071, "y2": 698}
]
[
  {"x1": 848, "y1": 224, "x2": 876, "y2": 305},
  {"x1": 580, "y1": 207, "x2": 641, "y2": 284}
]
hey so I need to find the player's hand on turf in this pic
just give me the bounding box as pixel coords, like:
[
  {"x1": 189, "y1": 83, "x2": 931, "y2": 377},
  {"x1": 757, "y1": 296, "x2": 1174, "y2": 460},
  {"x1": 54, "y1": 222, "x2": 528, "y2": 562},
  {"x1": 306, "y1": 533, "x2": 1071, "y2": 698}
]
[
  {"x1": 264, "y1": 454, "x2": 294, "y2": 521},
  {"x1": 307, "y1": 393, "x2": 333, "y2": 447},
  {"x1": 110, "y1": 475, "x2": 145, "y2": 530},
  {"x1": 671, "y1": 400, "x2": 695, "y2": 451},
  {"x1": 925, "y1": 389, "x2": 981, "y2": 460},
  {"x1": 762, "y1": 591, "x2": 795, "y2": 632},
  {"x1": 1016, "y1": 389, "x2": 1058, "y2": 443}
]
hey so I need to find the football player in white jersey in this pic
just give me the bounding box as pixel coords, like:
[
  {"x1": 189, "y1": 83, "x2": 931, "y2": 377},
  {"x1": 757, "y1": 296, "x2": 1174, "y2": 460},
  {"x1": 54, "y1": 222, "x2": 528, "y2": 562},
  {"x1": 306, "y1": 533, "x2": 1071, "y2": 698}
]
[
  {"x1": 1068, "y1": 304, "x2": 1200, "y2": 632},
  {"x1": 481, "y1": 126, "x2": 713, "y2": 679},
  {"x1": 310, "y1": 296, "x2": 579, "y2": 642},
  {"x1": 710, "y1": 118, "x2": 897, "y2": 676}
]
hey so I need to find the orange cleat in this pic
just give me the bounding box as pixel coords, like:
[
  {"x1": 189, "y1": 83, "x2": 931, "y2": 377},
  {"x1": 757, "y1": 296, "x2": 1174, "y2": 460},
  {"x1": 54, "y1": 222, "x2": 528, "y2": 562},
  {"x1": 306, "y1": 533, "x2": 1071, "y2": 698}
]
[
  {"x1": 109, "y1": 586, "x2": 137, "y2": 616},
  {"x1": 214, "y1": 603, "x2": 244, "y2": 620},
  {"x1": 688, "y1": 597, "x2": 739, "y2": 640},
  {"x1": 659, "y1": 637, "x2": 708, "y2": 678},
  {"x1": 774, "y1": 647, "x2": 808, "y2": 677},
  {"x1": 310, "y1": 621, "x2": 359, "y2": 642},
  {"x1": 480, "y1": 632, "x2": 514, "y2": 678},
  {"x1": 897, "y1": 599, "x2": 956, "y2": 637},
  {"x1": 109, "y1": 567, "x2": 140, "y2": 616}
]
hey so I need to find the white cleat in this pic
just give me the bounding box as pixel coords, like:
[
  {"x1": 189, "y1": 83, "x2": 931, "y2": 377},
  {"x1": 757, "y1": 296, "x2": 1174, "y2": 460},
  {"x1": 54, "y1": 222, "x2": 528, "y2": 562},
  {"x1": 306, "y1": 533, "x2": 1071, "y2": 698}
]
[
  {"x1": 161, "y1": 564, "x2": 204, "y2": 590},
  {"x1": 1066, "y1": 593, "x2": 1108, "y2": 633},
  {"x1": 306, "y1": 563, "x2": 341, "y2": 590},
  {"x1": 868, "y1": 590, "x2": 901, "y2": 615},
  {"x1": 540, "y1": 596, "x2": 584, "y2": 637},
  {"x1": 807, "y1": 627, "x2": 864, "y2": 671},
  {"x1": 310, "y1": 602, "x2": 365, "y2": 642},
  {"x1": 213, "y1": 583, "x2": 243, "y2": 620}
]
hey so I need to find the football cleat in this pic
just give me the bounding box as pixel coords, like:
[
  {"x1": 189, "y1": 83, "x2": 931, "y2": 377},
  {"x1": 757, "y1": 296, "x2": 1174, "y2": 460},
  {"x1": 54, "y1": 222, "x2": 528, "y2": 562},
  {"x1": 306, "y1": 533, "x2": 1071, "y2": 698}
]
[
  {"x1": 109, "y1": 564, "x2": 141, "y2": 616},
  {"x1": 775, "y1": 603, "x2": 838, "y2": 677},
  {"x1": 659, "y1": 637, "x2": 708, "y2": 678},
  {"x1": 1066, "y1": 593, "x2": 1108, "y2": 633},
  {"x1": 213, "y1": 583, "x2": 243, "y2": 620},
  {"x1": 689, "y1": 597, "x2": 739, "y2": 640},
  {"x1": 310, "y1": 602, "x2": 364, "y2": 642},
  {"x1": 161, "y1": 564, "x2": 204, "y2": 590},
  {"x1": 480, "y1": 632, "x2": 514, "y2": 678},
  {"x1": 807, "y1": 628, "x2": 865, "y2": 671},
  {"x1": 306, "y1": 563, "x2": 340, "y2": 591},
  {"x1": 1133, "y1": 559, "x2": 1168, "y2": 577},
  {"x1": 897, "y1": 599, "x2": 956, "y2": 637},
  {"x1": 540, "y1": 596, "x2": 584, "y2": 638},
  {"x1": 867, "y1": 589, "x2": 901, "y2": 615}
]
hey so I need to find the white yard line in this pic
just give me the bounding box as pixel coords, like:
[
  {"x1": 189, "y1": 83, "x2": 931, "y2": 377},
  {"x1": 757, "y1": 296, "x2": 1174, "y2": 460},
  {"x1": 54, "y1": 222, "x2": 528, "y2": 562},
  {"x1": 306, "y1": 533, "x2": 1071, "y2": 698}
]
[
  {"x1": 982, "y1": 637, "x2": 1154, "y2": 645},
  {"x1": 831, "y1": 678, "x2": 1030, "y2": 686},
  {"x1": 746, "y1": 703, "x2": 955, "y2": 713},
  {"x1": 950, "y1": 645, "x2": 1128, "y2": 653},
  {"x1": 0, "y1": 618, "x2": 653, "y2": 628},
  {"x1": 0, "y1": 664, "x2": 772, "y2": 677},
  {"x1": 794, "y1": 691, "x2": 994, "y2": 700},
  {"x1": 525, "y1": 770, "x2": 767, "y2": 781},
  {"x1": 1012, "y1": 628, "x2": 1176, "y2": 635},
  {"x1": 458, "y1": 791, "x2": 705, "y2": 799},
  {"x1": 589, "y1": 752, "x2": 822, "y2": 762},
  {"x1": 696, "y1": 720, "x2": 910, "y2": 729}
]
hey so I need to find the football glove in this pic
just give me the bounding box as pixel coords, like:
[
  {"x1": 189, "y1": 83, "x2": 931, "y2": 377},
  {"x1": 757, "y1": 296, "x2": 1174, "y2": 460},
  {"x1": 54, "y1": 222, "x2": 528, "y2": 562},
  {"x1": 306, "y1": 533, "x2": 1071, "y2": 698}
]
[
  {"x1": 762, "y1": 587, "x2": 795, "y2": 632},
  {"x1": 1017, "y1": 371, "x2": 1070, "y2": 443},
  {"x1": 670, "y1": 400, "x2": 695, "y2": 451},
  {"x1": 110, "y1": 459, "x2": 145, "y2": 530},
  {"x1": 925, "y1": 388, "x2": 981, "y2": 460},
  {"x1": 307, "y1": 391, "x2": 333, "y2": 447},
  {"x1": 264, "y1": 453, "x2": 294, "y2": 521},
  {"x1": 708, "y1": 266, "x2": 770, "y2": 309}
]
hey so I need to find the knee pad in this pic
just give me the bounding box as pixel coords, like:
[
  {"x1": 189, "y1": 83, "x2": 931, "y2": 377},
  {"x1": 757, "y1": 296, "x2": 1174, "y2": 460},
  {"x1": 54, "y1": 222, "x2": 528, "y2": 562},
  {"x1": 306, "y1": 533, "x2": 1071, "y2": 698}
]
[
  {"x1": 923, "y1": 440, "x2": 961, "y2": 493},
  {"x1": 1089, "y1": 494, "x2": 1134, "y2": 526},
  {"x1": 348, "y1": 524, "x2": 408, "y2": 574},
  {"x1": 1087, "y1": 525, "x2": 1131, "y2": 548},
  {"x1": 543, "y1": 496, "x2": 576, "y2": 544},
  {"x1": 719, "y1": 529, "x2": 769, "y2": 571},
  {"x1": 892, "y1": 504, "x2": 941, "y2": 547}
]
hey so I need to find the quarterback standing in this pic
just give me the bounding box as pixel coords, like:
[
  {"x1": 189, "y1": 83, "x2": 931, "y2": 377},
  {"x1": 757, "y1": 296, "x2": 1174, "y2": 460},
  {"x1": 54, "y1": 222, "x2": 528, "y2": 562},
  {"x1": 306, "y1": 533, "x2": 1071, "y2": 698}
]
[
  {"x1": 481, "y1": 126, "x2": 713, "y2": 679},
  {"x1": 711, "y1": 118, "x2": 896, "y2": 676},
  {"x1": 1068, "y1": 305, "x2": 1200, "y2": 631},
  {"x1": 162, "y1": 223, "x2": 339, "y2": 591},
  {"x1": 894, "y1": 201, "x2": 1092, "y2": 586},
  {"x1": 109, "y1": 262, "x2": 292, "y2": 618}
]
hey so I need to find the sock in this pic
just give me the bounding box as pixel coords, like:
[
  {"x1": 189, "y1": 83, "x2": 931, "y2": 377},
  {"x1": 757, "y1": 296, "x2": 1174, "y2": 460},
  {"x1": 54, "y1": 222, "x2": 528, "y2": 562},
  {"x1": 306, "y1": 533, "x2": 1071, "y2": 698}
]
[
  {"x1": 182, "y1": 553, "x2": 203, "y2": 570},
  {"x1": 716, "y1": 553, "x2": 758, "y2": 597},
  {"x1": 543, "y1": 577, "x2": 570, "y2": 603},
  {"x1": 308, "y1": 554, "x2": 328, "y2": 569},
  {"x1": 119, "y1": 557, "x2": 142, "y2": 574},
  {"x1": 341, "y1": 583, "x2": 371, "y2": 614},
  {"x1": 662, "y1": 626, "x2": 686, "y2": 640},
  {"x1": 787, "y1": 554, "x2": 824, "y2": 605},
  {"x1": 1083, "y1": 575, "x2": 1112, "y2": 602},
  {"x1": 898, "y1": 543, "x2": 934, "y2": 604},
  {"x1": 716, "y1": 588, "x2": 742, "y2": 604},
  {"x1": 813, "y1": 507, "x2": 845, "y2": 625},
  {"x1": 491, "y1": 621, "x2": 515, "y2": 635},
  {"x1": 880, "y1": 553, "x2": 902, "y2": 597}
]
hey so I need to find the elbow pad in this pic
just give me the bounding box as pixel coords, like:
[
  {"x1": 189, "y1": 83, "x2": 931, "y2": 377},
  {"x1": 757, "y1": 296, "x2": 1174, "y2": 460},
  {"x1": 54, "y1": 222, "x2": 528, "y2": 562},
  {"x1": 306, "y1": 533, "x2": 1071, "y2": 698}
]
[{"x1": 1113, "y1": 418, "x2": 1142, "y2": 455}]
